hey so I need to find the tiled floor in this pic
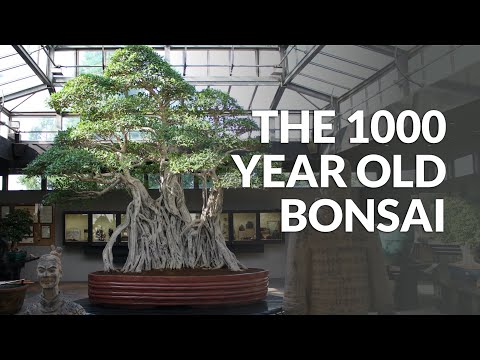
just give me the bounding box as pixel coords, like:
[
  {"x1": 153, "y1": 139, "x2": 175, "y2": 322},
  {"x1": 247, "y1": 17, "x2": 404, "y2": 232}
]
[{"x1": 19, "y1": 278, "x2": 442, "y2": 315}]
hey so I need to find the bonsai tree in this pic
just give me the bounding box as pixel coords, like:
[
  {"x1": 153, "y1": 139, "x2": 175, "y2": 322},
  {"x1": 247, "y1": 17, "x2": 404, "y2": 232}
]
[
  {"x1": 24, "y1": 46, "x2": 261, "y2": 273},
  {"x1": 0, "y1": 209, "x2": 34, "y2": 252},
  {"x1": 438, "y1": 195, "x2": 480, "y2": 267}
]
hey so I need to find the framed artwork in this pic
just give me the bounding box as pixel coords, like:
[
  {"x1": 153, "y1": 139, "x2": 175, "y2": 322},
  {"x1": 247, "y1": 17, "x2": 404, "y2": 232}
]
[
  {"x1": 39, "y1": 205, "x2": 53, "y2": 223},
  {"x1": 41, "y1": 225, "x2": 51, "y2": 239}
]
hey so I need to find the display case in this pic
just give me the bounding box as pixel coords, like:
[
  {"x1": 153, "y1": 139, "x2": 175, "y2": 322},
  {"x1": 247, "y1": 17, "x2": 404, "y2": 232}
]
[{"x1": 63, "y1": 210, "x2": 283, "y2": 249}]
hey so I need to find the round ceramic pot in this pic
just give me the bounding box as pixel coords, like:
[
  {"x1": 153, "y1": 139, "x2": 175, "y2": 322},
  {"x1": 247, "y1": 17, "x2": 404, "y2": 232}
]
[{"x1": 0, "y1": 284, "x2": 28, "y2": 315}]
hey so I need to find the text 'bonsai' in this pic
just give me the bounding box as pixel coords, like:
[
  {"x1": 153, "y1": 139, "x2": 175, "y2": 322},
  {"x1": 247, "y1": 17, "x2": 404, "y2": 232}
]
[{"x1": 25, "y1": 46, "x2": 265, "y2": 273}]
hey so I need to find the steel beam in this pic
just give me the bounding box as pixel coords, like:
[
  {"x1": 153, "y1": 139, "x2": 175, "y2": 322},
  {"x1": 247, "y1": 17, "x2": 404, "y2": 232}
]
[
  {"x1": 184, "y1": 76, "x2": 279, "y2": 86},
  {"x1": 248, "y1": 86, "x2": 258, "y2": 110},
  {"x1": 270, "y1": 46, "x2": 288, "y2": 109},
  {"x1": 297, "y1": 92, "x2": 321, "y2": 109},
  {"x1": 338, "y1": 62, "x2": 396, "y2": 104},
  {"x1": 286, "y1": 83, "x2": 334, "y2": 103},
  {"x1": 53, "y1": 45, "x2": 280, "y2": 50},
  {"x1": 297, "y1": 73, "x2": 351, "y2": 91},
  {"x1": 4, "y1": 84, "x2": 48, "y2": 102},
  {"x1": 308, "y1": 61, "x2": 367, "y2": 80},
  {"x1": 54, "y1": 76, "x2": 279, "y2": 86},
  {"x1": 270, "y1": 86, "x2": 286, "y2": 109},
  {"x1": 1, "y1": 107, "x2": 12, "y2": 117},
  {"x1": 318, "y1": 51, "x2": 380, "y2": 72},
  {"x1": 357, "y1": 45, "x2": 407, "y2": 58},
  {"x1": 283, "y1": 45, "x2": 325, "y2": 86},
  {"x1": 12, "y1": 45, "x2": 55, "y2": 94}
]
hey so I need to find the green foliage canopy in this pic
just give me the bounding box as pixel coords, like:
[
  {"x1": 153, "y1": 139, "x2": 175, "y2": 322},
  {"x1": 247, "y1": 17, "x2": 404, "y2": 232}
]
[{"x1": 25, "y1": 46, "x2": 264, "y2": 201}]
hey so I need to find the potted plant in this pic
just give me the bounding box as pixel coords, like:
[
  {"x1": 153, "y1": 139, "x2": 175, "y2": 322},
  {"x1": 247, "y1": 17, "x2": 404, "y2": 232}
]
[
  {"x1": 438, "y1": 195, "x2": 480, "y2": 281},
  {"x1": 0, "y1": 209, "x2": 34, "y2": 264},
  {"x1": 0, "y1": 209, "x2": 34, "y2": 314}
]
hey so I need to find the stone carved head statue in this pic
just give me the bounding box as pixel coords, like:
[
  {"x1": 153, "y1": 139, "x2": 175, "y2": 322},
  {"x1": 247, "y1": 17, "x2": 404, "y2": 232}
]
[
  {"x1": 23, "y1": 245, "x2": 87, "y2": 315},
  {"x1": 37, "y1": 245, "x2": 63, "y2": 291}
]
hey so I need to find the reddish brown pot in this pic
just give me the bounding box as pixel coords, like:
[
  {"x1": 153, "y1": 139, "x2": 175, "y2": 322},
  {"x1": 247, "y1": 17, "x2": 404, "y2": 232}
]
[
  {"x1": 0, "y1": 284, "x2": 28, "y2": 315},
  {"x1": 88, "y1": 268, "x2": 269, "y2": 307}
]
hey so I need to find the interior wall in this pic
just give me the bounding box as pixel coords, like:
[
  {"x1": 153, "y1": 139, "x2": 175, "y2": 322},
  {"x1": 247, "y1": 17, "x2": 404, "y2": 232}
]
[{"x1": 1, "y1": 188, "x2": 325, "y2": 281}]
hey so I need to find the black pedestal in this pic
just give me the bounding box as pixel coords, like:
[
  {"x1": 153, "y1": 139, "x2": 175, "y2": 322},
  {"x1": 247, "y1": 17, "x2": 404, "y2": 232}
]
[{"x1": 75, "y1": 294, "x2": 283, "y2": 315}]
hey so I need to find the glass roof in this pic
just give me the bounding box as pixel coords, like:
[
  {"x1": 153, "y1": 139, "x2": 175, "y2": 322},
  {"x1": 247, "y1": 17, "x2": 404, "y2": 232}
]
[
  {"x1": 0, "y1": 45, "x2": 422, "y2": 116},
  {"x1": 7, "y1": 45, "x2": 479, "y2": 143}
]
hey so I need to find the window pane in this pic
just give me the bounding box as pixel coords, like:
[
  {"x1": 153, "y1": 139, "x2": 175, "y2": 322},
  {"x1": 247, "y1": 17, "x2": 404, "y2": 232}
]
[
  {"x1": 8, "y1": 175, "x2": 41, "y2": 190},
  {"x1": 65, "y1": 214, "x2": 88, "y2": 242},
  {"x1": 14, "y1": 117, "x2": 59, "y2": 141},
  {"x1": 62, "y1": 116, "x2": 80, "y2": 130},
  {"x1": 259, "y1": 50, "x2": 280, "y2": 77},
  {"x1": 79, "y1": 50, "x2": 103, "y2": 75},
  {"x1": 233, "y1": 50, "x2": 256, "y2": 76},
  {"x1": 233, "y1": 213, "x2": 256, "y2": 241},
  {"x1": 209, "y1": 50, "x2": 229, "y2": 76},
  {"x1": 260, "y1": 213, "x2": 281, "y2": 240},
  {"x1": 169, "y1": 50, "x2": 184, "y2": 66},
  {"x1": 54, "y1": 51, "x2": 76, "y2": 77},
  {"x1": 105, "y1": 50, "x2": 116, "y2": 65},
  {"x1": 92, "y1": 213, "x2": 116, "y2": 242}
]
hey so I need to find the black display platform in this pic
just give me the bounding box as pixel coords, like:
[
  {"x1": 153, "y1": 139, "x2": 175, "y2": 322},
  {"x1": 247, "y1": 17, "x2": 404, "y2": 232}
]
[{"x1": 75, "y1": 294, "x2": 283, "y2": 315}]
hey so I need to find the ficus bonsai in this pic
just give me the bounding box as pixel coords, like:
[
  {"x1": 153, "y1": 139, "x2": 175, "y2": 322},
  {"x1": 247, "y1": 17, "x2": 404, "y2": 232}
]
[{"x1": 24, "y1": 46, "x2": 262, "y2": 273}]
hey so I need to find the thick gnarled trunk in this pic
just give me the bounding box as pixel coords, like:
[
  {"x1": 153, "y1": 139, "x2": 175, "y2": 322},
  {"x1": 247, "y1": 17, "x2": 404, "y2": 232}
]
[
  {"x1": 182, "y1": 184, "x2": 245, "y2": 271},
  {"x1": 103, "y1": 172, "x2": 244, "y2": 272},
  {"x1": 103, "y1": 173, "x2": 190, "y2": 272}
]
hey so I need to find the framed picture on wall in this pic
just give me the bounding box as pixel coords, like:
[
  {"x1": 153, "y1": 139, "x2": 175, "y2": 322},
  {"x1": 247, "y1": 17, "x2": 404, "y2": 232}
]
[
  {"x1": 39, "y1": 205, "x2": 53, "y2": 223},
  {"x1": 41, "y1": 225, "x2": 51, "y2": 239}
]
